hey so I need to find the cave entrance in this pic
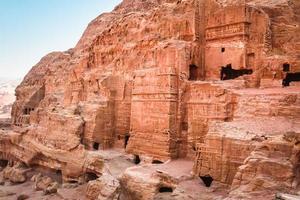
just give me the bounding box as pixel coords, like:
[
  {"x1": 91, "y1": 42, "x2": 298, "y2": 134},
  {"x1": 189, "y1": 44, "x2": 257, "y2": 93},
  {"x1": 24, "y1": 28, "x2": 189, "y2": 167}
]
[
  {"x1": 200, "y1": 175, "x2": 214, "y2": 187},
  {"x1": 68, "y1": 180, "x2": 79, "y2": 184},
  {"x1": 0, "y1": 160, "x2": 8, "y2": 168},
  {"x1": 283, "y1": 63, "x2": 290, "y2": 72},
  {"x1": 30, "y1": 165, "x2": 63, "y2": 184},
  {"x1": 189, "y1": 64, "x2": 199, "y2": 81},
  {"x1": 220, "y1": 64, "x2": 253, "y2": 80},
  {"x1": 152, "y1": 160, "x2": 164, "y2": 164},
  {"x1": 159, "y1": 187, "x2": 173, "y2": 193},
  {"x1": 85, "y1": 172, "x2": 99, "y2": 182},
  {"x1": 124, "y1": 135, "x2": 130, "y2": 149},
  {"x1": 93, "y1": 142, "x2": 100, "y2": 150},
  {"x1": 55, "y1": 169, "x2": 63, "y2": 184},
  {"x1": 134, "y1": 155, "x2": 141, "y2": 165}
]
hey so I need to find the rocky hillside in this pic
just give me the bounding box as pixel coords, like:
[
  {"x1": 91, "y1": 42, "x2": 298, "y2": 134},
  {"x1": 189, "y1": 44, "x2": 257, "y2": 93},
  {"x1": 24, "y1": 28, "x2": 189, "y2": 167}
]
[{"x1": 0, "y1": 0, "x2": 299, "y2": 199}]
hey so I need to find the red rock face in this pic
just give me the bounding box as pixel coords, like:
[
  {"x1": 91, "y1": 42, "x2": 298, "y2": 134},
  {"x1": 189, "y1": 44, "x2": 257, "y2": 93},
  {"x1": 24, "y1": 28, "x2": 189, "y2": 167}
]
[{"x1": 1, "y1": 0, "x2": 300, "y2": 199}]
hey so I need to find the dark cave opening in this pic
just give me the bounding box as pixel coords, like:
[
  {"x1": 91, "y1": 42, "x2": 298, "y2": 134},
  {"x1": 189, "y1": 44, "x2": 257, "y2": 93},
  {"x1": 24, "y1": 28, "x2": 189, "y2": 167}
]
[
  {"x1": 85, "y1": 172, "x2": 99, "y2": 182},
  {"x1": 0, "y1": 160, "x2": 8, "y2": 168},
  {"x1": 159, "y1": 187, "x2": 173, "y2": 193},
  {"x1": 134, "y1": 155, "x2": 141, "y2": 165},
  {"x1": 200, "y1": 175, "x2": 214, "y2": 187},
  {"x1": 152, "y1": 160, "x2": 164, "y2": 164},
  {"x1": 68, "y1": 180, "x2": 79, "y2": 184},
  {"x1": 93, "y1": 142, "x2": 100, "y2": 150},
  {"x1": 283, "y1": 63, "x2": 290, "y2": 72},
  {"x1": 189, "y1": 64, "x2": 199, "y2": 81},
  {"x1": 220, "y1": 64, "x2": 253, "y2": 80},
  {"x1": 192, "y1": 146, "x2": 197, "y2": 151},
  {"x1": 124, "y1": 135, "x2": 130, "y2": 149}
]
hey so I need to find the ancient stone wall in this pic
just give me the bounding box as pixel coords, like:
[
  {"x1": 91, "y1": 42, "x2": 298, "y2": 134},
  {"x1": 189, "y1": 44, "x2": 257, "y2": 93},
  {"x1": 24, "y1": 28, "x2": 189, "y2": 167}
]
[
  {"x1": 194, "y1": 127, "x2": 255, "y2": 184},
  {"x1": 233, "y1": 89, "x2": 300, "y2": 119},
  {"x1": 185, "y1": 82, "x2": 236, "y2": 158},
  {"x1": 193, "y1": 86, "x2": 300, "y2": 185}
]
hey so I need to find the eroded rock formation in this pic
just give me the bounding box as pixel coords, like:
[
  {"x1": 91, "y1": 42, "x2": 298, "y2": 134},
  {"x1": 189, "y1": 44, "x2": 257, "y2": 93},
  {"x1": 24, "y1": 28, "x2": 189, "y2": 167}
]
[{"x1": 1, "y1": 0, "x2": 300, "y2": 199}]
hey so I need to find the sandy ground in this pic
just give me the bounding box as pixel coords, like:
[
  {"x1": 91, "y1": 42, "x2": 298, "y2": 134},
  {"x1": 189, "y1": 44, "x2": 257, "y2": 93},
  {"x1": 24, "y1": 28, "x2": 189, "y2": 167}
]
[
  {"x1": 0, "y1": 181, "x2": 87, "y2": 200},
  {"x1": 0, "y1": 152, "x2": 230, "y2": 200},
  {"x1": 154, "y1": 179, "x2": 229, "y2": 200}
]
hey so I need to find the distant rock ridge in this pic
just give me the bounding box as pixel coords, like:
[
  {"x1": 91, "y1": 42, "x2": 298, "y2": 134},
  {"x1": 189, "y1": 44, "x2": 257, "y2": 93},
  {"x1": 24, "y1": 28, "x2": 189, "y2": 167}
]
[{"x1": 0, "y1": 78, "x2": 20, "y2": 119}]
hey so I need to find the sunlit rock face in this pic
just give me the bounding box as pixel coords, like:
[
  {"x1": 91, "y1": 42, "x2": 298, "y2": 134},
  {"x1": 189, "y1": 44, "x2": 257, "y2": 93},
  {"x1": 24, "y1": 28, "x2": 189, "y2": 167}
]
[{"x1": 1, "y1": 0, "x2": 300, "y2": 199}]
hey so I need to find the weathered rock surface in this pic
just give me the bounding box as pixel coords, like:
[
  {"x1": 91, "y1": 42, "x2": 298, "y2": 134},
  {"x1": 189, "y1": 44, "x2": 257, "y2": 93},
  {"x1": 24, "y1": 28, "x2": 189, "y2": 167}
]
[
  {"x1": 16, "y1": 194, "x2": 30, "y2": 200},
  {"x1": 119, "y1": 160, "x2": 194, "y2": 200},
  {"x1": 86, "y1": 173, "x2": 120, "y2": 200},
  {"x1": 2, "y1": 162, "x2": 28, "y2": 184},
  {"x1": 0, "y1": 189, "x2": 15, "y2": 198},
  {"x1": 1, "y1": 0, "x2": 300, "y2": 199},
  {"x1": 32, "y1": 173, "x2": 59, "y2": 195},
  {"x1": 276, "y1": 193, "x2": 300, "y2": 200}
]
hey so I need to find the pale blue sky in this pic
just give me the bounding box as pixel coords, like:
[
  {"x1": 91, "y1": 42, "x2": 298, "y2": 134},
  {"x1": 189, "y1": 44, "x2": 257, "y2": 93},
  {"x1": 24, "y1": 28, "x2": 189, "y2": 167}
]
[{"x1": 0, "y1": 0, "x2": 121, "y2": 78}]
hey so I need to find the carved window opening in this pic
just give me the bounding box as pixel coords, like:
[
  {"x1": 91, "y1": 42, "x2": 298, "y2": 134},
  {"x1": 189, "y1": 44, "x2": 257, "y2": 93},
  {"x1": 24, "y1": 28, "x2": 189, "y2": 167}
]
[
  {"x1": 124, "y1": 135, "x2": 130, "y2": 149},
  {"x1": 200, "y1": 175, "x2": 214, "y2": 187},
  {"x1": 134, "y1": 155, "x2": 140, "y2": 165},
  {"x1": 189, "y1": 64, "x2": 199, "y2": 81},
  {"x1": 0, "y1": 160, "x2": 8, "y2": 168},
  {"x1": 152, "y1": 160, "x2": 164, "y2": 164},
  {"x1": 93, "y1": 142, "x2": 100, "y2": 150},
  {"x1": 23, "y1": 107, "x2": 34, "y2": 115},
  {"x1": 85, "y1": 172, "x2": 99, "y2": 182},
  {"x1": 283, "y1": 63, "x2": 290, "y2": 72},
  {"x1": 221, "y1": 47, "x2": 225, "y2": 53},
  {"x1": 159, "y1": 187, "x2": 173, "y2": 193}
]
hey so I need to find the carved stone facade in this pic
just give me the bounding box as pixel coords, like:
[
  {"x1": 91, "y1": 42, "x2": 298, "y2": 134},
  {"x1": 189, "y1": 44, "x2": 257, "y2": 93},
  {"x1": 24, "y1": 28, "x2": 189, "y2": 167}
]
[
  {"x1": 205, "y1": 5, "x2": 271, "y2": 79},
  {"x1": 127, "y1": 67, "x2": 178, "y2": 160}
]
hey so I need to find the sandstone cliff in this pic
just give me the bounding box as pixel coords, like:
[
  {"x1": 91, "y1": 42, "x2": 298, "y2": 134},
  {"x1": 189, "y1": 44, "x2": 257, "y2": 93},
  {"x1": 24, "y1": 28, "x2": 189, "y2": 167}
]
[{"x1": 1, "y1": 0, "x2": 300, "y2": 199}]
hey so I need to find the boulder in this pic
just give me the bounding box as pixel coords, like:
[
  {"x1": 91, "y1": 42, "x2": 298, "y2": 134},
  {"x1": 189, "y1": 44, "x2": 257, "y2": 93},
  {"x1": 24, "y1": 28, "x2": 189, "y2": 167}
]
[
  {"x1": 86, "y1": 174, "x2": 120, "y2": 200},
  {"x1": 33, "y1": 173, "x2": 59, "y2": 195},
  {"x1": 17, "y1": 194, "x2": 30, "y2": 200},
  {"x1": 2, "y1": 163, "x2": 28, "y2": 183}
]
